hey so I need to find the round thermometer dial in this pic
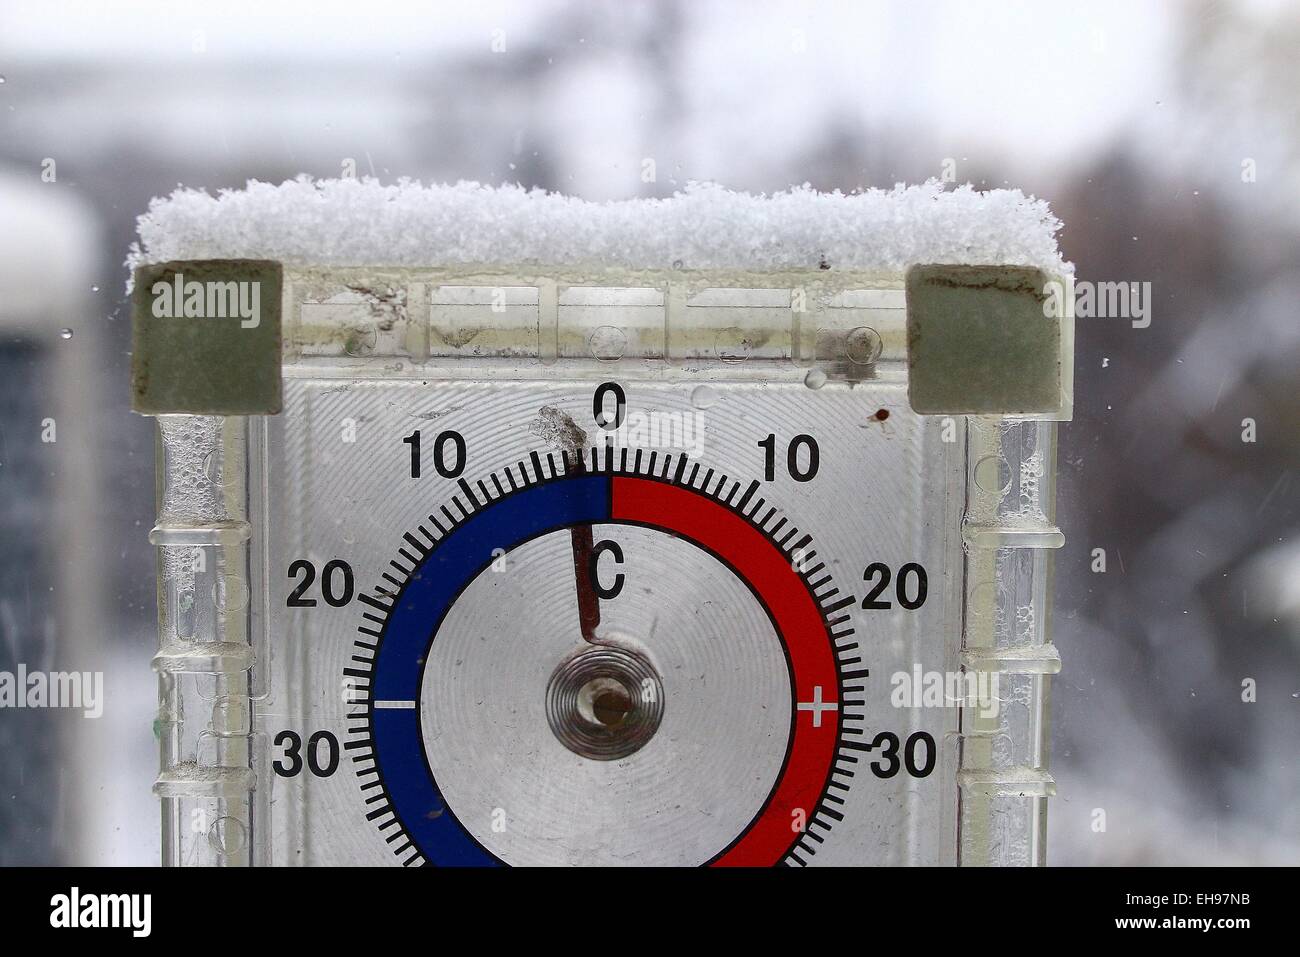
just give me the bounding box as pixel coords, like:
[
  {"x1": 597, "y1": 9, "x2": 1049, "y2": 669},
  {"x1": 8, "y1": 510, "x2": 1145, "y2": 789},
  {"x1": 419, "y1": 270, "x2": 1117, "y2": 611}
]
[{"x1": 357, "y1": 442, "x2": 862, "y2": 866}]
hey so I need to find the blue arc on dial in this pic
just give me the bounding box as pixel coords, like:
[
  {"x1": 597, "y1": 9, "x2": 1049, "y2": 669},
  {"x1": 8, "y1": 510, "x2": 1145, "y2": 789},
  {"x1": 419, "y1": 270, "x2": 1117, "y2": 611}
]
[{"x1": 370, "y1": 474, "x2": 608, "y2": 866}]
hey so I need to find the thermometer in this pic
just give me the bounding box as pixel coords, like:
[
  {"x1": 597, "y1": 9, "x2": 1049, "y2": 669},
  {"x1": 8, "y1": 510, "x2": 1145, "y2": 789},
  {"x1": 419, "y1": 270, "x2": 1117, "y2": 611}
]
[{"x1": 131, "y1": 183, "x2": 1072, "y2": 866}]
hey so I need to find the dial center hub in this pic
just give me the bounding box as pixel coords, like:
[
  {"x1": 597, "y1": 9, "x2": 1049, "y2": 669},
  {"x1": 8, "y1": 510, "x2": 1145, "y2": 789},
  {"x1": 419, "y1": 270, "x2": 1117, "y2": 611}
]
[
  {"x1": 545, "y1": 644, "x2": 664, "y2": 760},
  {"x1": 580, "y1": 677, "x2": 633, "y2": 728}
]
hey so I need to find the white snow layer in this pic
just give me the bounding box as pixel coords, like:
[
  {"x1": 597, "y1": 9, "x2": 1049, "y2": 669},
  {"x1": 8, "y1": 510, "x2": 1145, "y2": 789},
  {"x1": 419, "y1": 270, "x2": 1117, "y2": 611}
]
[{"x1": 129, "y1": 177, "x2": 1070, "y2": 276}]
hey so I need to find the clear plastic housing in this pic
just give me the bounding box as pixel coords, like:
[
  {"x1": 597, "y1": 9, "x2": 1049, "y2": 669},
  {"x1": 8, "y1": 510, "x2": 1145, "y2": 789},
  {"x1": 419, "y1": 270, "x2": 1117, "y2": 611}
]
[{"x1": 151, "y1": 266, "x2": 1066, "y2": 866}]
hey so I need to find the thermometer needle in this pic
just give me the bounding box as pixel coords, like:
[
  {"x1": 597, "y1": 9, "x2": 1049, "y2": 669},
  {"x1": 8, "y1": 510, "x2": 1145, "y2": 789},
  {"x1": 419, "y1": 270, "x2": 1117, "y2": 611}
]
[
  {"x1": 542, "y1": 405, "x2": 603, "y2": 645},
  {"x1": 569, "y1": 521, "x2": 602, "y2": 644}
]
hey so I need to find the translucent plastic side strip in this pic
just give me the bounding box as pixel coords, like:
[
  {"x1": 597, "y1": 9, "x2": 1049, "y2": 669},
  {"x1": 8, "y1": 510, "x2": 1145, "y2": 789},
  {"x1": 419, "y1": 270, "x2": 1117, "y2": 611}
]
[
  {"x1": 958, "y1": 417, "x2": 1061, "y2": 866},
  {"x1": 151, "y1": 415, "x2": 256, "y2": 866}
]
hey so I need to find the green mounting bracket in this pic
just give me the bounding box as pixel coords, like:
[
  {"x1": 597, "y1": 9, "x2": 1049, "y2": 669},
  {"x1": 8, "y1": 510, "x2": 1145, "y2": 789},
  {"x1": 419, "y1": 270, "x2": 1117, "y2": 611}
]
[
  {"x1": 131, "y1": 259, "x2": 282, "y2": 415},
  {"x1": 905, "y1": 264, "x2": 1072, "y2": 419}
]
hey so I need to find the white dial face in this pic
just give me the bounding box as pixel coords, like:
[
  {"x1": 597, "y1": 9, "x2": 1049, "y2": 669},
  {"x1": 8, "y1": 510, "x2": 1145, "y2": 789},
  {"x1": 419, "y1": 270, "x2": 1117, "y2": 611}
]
[
  {"x1": 424, "y1": 527, "x2": 789, "y2": 866},
  {"x1": 260, "y1": 373, "x2": 963, "y2": 866}
]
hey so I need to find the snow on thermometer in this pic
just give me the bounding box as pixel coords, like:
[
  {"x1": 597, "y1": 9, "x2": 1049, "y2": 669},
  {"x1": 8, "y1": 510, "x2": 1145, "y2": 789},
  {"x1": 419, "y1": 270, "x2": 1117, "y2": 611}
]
[{"x1": 129, "y1": 179, "x2": 1073, "y2": 867}]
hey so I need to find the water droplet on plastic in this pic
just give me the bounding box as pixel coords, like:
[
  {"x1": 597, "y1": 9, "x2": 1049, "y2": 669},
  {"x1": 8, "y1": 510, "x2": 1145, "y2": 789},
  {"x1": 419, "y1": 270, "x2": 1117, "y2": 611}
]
[
  {"x1": 91, "y1": 285, "x2": 99, "y2": 292},
  {"x1": 804, "y1": 369, "x2": 827, "y2": 390},
  {"x1": 588, "y1": 325, "x2": 626, "y2": 360},
  {"x1": 208, "y1": 816, "x2": 247, "y2": 855},
  {"x1": 212, "y1": 575, "x2": 249, "y2": 613},
  {"x1": 973, "y1": 455, "x2": 1012, "y2": 496},
  {"x1": 690, "y1": 385, "x2": 718, "y2": 409},
  {"x1": 845, "y1": 326, "x2": 883, "y2": 364},
  {"x1": 201, "y1": 450, "x2": 221, "y2": 484},
  {"x1": 671, "y1": 259, "x2": 683, "y2": 270},
  {"x1": 343, "y1": 325, "x2": 377, "y2": 357},
  {"x1": 59, "y1": 328, "x2": 73, "y2": 340}
]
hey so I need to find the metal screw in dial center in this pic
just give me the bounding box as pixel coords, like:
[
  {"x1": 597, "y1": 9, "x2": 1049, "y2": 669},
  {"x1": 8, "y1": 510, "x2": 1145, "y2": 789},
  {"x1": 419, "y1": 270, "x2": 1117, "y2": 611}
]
[{"x1": 545, "y1": 645, "x2": 664, "y2": 761}]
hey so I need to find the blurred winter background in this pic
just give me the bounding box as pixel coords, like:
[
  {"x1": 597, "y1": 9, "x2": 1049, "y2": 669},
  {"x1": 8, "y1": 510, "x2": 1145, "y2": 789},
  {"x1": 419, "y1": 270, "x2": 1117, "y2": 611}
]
[{"x1": 0, "y1": 0, "x2": 1295, "y2": 865}]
